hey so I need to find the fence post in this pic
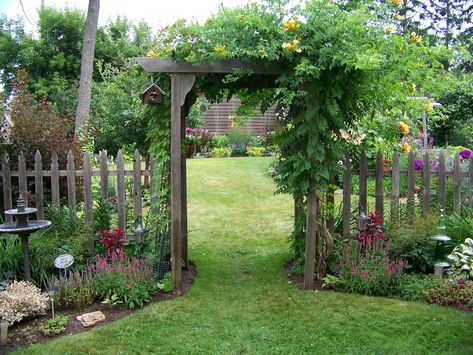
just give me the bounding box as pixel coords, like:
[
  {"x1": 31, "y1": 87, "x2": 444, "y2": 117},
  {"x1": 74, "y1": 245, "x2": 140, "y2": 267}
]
[
  {"x1": 327, "y1": 179, "x2": 335, "y2": 235},
  {"x1": 343, "y1": 153, "x2": 351, "y2": 239},
  {"x1": 391, "y1": 153, "x2": 400, "y2": 227},
  {"x1": 67, "y1": 151, "x2": 76, "y2": 209},
  {"x1": 18, "y1": 152, "x2": 27, "y2": 204},
  {"x1": 469, "y1": 155, "x2": 473, "y2": 210},
  {"x1": 51, "y1": 151, "x2": 60, "y2": 206},
  {"x1": 100, "y1": 150, "x2": 109, "y2": 200},
  {"x1": 422, "y1": 152, "x2": 430, "y2": 215},
  {"x1": 438, "y1": 151, "x2": 446, "y2": 212},
  {"x1": 375, "y1": 150, "x2": 384, "y2": 218},
  {"x1": 304, "y1": 191, "x2": 317, "y2": 290},
  {"x1": 133, "y1": 149, "x2": 142, "y2": 222},
  {"x1": 117, "y1": 150, "x2": 126, "y2": 231},
  {"x1": 2, "y1": 153, "x2": 12, "y2": 222},
  {"x1": 34, "y1": 150, "x2": 44, "y2": 219},
  {"x1": 83, "y1": 151, "x2": 94, "y2": 252},
  {"x1": 359, "y1": 151, "x2": 367, "y2": 213},
  {"x1": 407, "y1": 151, "x2": 415, "y2": 223},
  {"x1": 453, "y1": 153, "x2": 461, "y2": 213}
]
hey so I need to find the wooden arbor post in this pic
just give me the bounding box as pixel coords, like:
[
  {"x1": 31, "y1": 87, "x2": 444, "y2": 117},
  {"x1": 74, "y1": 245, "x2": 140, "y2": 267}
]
[{"x1": 171, "y1": 74, "x2": 195, "y2": 295}]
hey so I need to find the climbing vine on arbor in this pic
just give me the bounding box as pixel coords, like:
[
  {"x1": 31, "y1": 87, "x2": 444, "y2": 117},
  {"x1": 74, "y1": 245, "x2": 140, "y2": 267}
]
[{"x1": 147, "y1": 0, "x2": 448, "y2": 276}]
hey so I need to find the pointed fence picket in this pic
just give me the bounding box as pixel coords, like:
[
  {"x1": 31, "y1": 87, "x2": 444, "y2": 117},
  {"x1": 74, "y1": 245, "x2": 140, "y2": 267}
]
[
  {"x1": 0, "y1": 150, "x2": 152, "y2": 251},
  {"x1": 341, "y1": 149, "x2": 473, "y2": 238}
]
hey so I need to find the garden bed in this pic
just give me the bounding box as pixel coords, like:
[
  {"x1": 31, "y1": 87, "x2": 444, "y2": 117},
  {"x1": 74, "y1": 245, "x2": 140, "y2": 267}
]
[{"x1": 2, "y1": 264, "x2": 196, "y2": 353}]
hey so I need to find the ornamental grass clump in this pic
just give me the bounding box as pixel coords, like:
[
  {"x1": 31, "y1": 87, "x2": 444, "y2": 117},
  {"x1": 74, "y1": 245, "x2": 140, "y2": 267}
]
[
  {"x1": 87, "y1": 250, "x2": 156, "y2": 308},
  {"x1": 336, "y1": 240, "x2": 407, "y2": 296},
  {"x1": 0, "y1": 281, "x2": 49, "y2": 326}
]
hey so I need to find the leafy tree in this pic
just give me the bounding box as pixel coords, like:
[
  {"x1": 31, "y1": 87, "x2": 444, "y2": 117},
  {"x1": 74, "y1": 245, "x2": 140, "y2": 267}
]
[{"x1": 431, "y1": 74, "x2": 473, "y2": 147}]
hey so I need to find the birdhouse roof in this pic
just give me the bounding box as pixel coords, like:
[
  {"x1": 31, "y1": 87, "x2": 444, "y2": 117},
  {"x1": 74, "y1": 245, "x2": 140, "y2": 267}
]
[{"x1": 141, "y1": 83, "x2": 166, "y2": 98}]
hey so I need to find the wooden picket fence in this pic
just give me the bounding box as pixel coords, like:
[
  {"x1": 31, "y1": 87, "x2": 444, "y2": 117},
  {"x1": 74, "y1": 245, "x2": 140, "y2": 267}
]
[
  {"x1": 340, "y1": 150, "x2": 473, "y2": 238},
  {"x1": 1, "y1": 149, "x2": 153, "y2": 239}
]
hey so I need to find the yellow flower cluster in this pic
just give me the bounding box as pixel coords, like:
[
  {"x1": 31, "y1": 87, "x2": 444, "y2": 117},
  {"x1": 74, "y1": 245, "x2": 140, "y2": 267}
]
[
  {"x1": 401, "y1": 142, "x2": 411, "y2": 153},
  {"x1": 214, "y1": 45, "x2": 226, "y2": 54},
  {"x1": 399, "y1": 122, "x2": 409, "y2": 135},
  {"x1": 410, "y1": 32, "x2": 422, "y2": 44},
  {"x1": 146, "y1": 50, "x2": 157, "y2": 58},
  {"x1": 384, "y1": 25, "x2": 395, "y2": 34},
  {"x1": 394, "y1": 12, "x2": 405, "y2": 21},
  {"x1": 391, "y1": 0, "x2": 403, "y2": 5},
  {"x1": 425, "y1": 101, "x2": 434, "y2": 111},
  {"x1": 282, "y1": 38, "x2": 302, "y2": 53},
  {"x1": 283, "y1": 19, "x2": 300, "y2": 31}
]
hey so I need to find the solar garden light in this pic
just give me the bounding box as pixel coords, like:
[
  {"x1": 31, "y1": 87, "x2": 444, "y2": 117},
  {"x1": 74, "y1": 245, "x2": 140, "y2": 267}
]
[
  {"x1": 0, "y1": 314, "x2": 7, "y2": 346},
  {"x1": 49, "y1": 289, "x2": 56, "y2": 319},
  {"x1": 356, "y1": 207, "x2": 370, "y2": 237},
  {"x1": 432, "y1": 209, "x2": 451, "y2": 277},
  {"x1": 134, "y1": 216, "x2": 148, "y2": 245}
]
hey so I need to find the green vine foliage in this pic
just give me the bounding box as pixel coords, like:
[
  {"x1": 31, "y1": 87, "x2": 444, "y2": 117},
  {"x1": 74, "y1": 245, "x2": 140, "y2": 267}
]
[{"x1": 146, "y1": 0, "x2": 450, "y2": 264}]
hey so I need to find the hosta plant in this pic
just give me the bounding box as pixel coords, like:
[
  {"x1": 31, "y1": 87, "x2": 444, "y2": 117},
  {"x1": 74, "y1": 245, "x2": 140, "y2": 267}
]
[{"x1": 447, "y1": 238, "x2": 473, "y2": 279}]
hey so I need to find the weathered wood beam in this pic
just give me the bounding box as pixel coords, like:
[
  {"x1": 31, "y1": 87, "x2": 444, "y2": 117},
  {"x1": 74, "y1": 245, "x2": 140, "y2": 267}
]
[
  {"x1": 171, "y1": 73, "x2": 195, "y2": 296},
  {"x1": 136, "y1": 58, "x2": 286, "y2": 75}
]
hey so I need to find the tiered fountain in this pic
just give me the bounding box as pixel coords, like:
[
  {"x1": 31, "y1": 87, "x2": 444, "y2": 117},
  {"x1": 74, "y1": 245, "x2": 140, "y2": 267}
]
[{"x1": 0, "y1": 197, "x2": 51, "y2": 281}]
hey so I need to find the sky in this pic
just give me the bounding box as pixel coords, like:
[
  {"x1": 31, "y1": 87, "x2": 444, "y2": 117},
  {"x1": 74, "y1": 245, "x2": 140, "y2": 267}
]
[{"x1": 0, "y1": 0, "x2": 249, "y2": 34}]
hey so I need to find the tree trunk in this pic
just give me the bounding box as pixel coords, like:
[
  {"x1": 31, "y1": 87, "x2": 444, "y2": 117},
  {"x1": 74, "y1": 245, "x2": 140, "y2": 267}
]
[{"x1": 75, "y1": 0, "x2": 100, "y2": 131}]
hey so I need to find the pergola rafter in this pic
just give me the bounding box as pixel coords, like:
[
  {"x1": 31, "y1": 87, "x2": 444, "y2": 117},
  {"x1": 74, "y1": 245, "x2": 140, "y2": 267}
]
[{"x1": 136, "y1": 58, "x2": 317, "y2": 294}]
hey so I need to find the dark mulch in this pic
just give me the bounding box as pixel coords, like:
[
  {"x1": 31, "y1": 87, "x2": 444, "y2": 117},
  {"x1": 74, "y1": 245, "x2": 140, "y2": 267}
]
[
  {"x1": 284, "y1": 260, "x2": 328, "y2": 291},
  {"x1": 1, "y1": 264, "x2": 196, "y2": 354}
]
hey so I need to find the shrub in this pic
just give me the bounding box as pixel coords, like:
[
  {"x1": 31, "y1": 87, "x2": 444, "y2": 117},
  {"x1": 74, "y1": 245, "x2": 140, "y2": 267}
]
[
  {"x1": 93, "y1": 197, "x2": 115, "y2": 234},
  {"x1": 447, "y1": 238, "x2": 473, "y2": 280},
  {"x1": 39, "y1": 315, "x2": 69, "y2": 336},
  {"x1": 212, "y1": 135, "x2": 229, "y2": 148},
  {"x1": 49, "y1": 270, "x2": 96, "y2": 310},
  {"x1": 426, "y1": 278, "x2": 473, "y2": 310},
  {"x1": 0, "y1": 281, "x2": 49, "y2": 326},
  {"x1": 211, "y1": 147, "x2": 232, "y2": 158},
  {"x1": 88, "y1": 252, "x2": 156, "y2": 308},
  {"x1": 393, "y1": 273, "x2": 443, "y2": 302},
  {"x1": 388, "y1": 213, "x2": 438, "y2": 274},
  {"x1": 336, "y1": 240, "x2": 406, "y2": 296},
  {"x1": 247, "y1": 146, "x2": 265, "y2": 157}
]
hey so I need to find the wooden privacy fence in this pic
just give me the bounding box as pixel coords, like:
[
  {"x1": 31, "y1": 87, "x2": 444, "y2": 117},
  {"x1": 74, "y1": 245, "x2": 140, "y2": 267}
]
[
  {"x1": 1, "y1": 149, "x2": 153, "y2": 239},
  {"x1": 339, "y1": 150, "x2": 473, "y2": 238}
]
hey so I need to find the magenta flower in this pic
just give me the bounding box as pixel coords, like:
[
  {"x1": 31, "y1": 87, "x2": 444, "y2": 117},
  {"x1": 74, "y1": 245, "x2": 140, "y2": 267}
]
[
  {"x1": 459, "y1": 149, "x2": 471, "y2": 161},
  {"x1": 414, "y1": 159, "x2": 424, "y2": 171}
]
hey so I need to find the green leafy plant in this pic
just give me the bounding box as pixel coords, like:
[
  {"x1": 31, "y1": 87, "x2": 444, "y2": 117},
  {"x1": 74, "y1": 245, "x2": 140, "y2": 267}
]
[
  {"x1": 211, "y1": 147, "x2": 232, "y2": 158},
  {"x1": 93, "y1": 197, "x2": 115, "y2": 234},
  {"x1": 39, "y1": 315, "x2": 69, "y2": 336},
  {"x1": 212, "y1": 135, "x2": 229, "y2": 148},
  {"x1": 393, "y1": 273, "x2": 443, "y2": 302},
  {"x1": 247, "y1": 146, "x2": 265, "y2": 157},
  {"x1": 445, "y1": 212, "x2": 473, "y2": 252},
  {"x1": 157, "y1": 272, "x2": 173, "y2": 293},
  {"x1": 447, "y1": 238, "x2": 473, "y2": 280},
  {"x1": 321, "y1": 274, "x2": 341, "y2": 289}
]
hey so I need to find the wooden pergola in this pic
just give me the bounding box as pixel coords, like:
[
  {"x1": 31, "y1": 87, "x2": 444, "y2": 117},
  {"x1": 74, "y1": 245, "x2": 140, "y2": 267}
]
[{"x1": 136, "y1": 58, "x2": 317, "y2": 294}]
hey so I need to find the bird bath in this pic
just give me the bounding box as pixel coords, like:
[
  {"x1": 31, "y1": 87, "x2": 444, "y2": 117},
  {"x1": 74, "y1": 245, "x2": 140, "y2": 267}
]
[{"x1": 0, "y1": 197, "x2": 51, "y2": 281}]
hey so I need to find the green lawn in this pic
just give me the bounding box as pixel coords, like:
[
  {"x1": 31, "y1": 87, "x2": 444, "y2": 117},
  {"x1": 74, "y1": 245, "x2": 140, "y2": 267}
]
[{"x1": 22, "y1": 158, "x2": 472, "y2": 354}]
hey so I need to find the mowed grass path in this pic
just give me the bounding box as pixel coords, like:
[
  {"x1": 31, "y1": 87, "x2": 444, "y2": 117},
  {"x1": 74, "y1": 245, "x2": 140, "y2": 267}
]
[{"x1": 23, "y1": 158, "x2": 472, "y2": 354}]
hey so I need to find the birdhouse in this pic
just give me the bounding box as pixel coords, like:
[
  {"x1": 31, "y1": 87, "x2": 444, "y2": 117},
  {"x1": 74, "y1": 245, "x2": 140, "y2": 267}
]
[{"x1": 141, "y1": 84, "x2": 165, "y2": 105}]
